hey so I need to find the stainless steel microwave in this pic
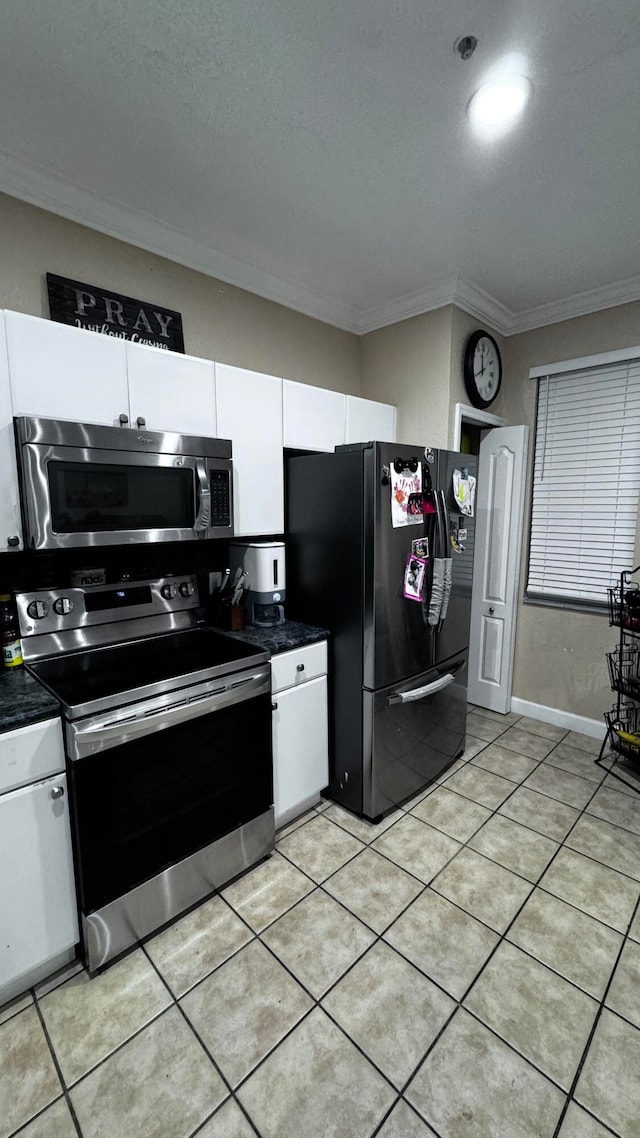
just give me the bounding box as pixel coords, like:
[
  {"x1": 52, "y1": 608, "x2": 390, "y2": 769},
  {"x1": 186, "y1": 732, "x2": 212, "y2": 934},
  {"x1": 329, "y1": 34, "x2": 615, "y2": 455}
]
[{"x1": 15, "y1": 416, "x2": 234, "y2": 550}]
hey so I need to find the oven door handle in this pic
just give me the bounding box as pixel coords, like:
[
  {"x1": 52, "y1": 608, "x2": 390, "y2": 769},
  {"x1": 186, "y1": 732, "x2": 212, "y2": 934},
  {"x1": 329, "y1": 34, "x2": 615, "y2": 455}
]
[
  {"x1": 68, "y1": 670, "x2": 270, "y2": 759},
  {"x1": 194, "y1": 458, "x2": 211, "y2": 534}
]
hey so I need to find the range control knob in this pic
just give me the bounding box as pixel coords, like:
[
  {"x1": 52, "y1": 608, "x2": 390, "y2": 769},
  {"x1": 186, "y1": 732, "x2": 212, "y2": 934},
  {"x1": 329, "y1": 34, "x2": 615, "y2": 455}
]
[
  {"x1": 179, "y1": 581, "x2": 195, "y2": 598},
  {"x1": 161, "y1": 583, "x2": 178, "y2": 600},
  {"x1": 53, "y1": 597, "x2": 74, "y2": 616},
  {"x1": 27, "y1": 600, "x2": 49, "y2": 620}
]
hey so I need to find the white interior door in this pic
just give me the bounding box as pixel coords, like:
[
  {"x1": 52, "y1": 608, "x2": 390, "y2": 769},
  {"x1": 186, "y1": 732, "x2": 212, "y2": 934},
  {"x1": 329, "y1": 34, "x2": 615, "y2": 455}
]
[{"x1": 468, "y1": 425, "x2": 528, "y2": 713}]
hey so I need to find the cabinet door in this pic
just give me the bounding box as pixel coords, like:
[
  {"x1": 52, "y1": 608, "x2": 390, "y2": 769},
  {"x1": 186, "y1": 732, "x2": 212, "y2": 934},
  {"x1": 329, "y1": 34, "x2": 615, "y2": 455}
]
[
  {"x1": 0, "y1": 773, "x2": 78, "y2": 990},
  {"x1": 5, "y1": 311, "x2": 129, "y2": 426},
  {"x1": 283, "y1": 380, "x2": 345, "y2": 451},
  {"x1": 127, "y1": 342, "x2": 216, "y2": 437},
  {"x1": 273, "y1": 676, "x2": 328, "y2": 823},
  {"x1": 215, "y1": 364, "x2": 283, "y2": 535},
  {"x1": 345, "y1": 395, "x2": 397, "y2": 443},
  {"x1": 0, "y1": 313, "x2": 23, "y2": 551}
]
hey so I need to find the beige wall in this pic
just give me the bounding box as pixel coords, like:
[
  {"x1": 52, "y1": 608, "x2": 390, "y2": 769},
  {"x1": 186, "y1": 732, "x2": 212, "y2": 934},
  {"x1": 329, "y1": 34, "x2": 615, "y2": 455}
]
[
  {"x1": 448, "y1": 307, "x2": 506, "y2": 442},
  {"x1": 359, "y1": 306, "x2": 454, "y2": 447},
  {"x1": 359, "y1": 304, "x2": 506, "y2": 449},
  {"x1": 502, "y1": 300, "x2": 640, "y2": 720},
  {"x1": 0, "y1": 194, "x2": 361, "y2": 395}
]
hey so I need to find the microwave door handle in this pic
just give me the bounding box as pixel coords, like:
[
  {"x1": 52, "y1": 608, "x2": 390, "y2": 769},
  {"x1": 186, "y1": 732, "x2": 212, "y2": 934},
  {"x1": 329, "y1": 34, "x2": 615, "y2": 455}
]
[{"x1": 194, "y1": 459, "x2": 211, "y2": 534}]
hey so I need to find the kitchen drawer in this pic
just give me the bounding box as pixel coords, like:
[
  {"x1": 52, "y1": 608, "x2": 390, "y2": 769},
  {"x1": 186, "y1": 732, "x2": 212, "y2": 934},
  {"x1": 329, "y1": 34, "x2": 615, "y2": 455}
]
[
  {"x1": 0, "y1": 718, "x2": 64, "y2": 795},
  {"x1": 271, "y1": 640, "x2": 328, "y2": 695}
]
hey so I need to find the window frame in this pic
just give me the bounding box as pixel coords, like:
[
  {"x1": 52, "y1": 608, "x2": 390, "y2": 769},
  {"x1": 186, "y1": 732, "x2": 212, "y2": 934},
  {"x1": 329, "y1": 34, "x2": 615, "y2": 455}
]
[{"x1": 525, "y1": 344, "x2": 640, "y2": 611}]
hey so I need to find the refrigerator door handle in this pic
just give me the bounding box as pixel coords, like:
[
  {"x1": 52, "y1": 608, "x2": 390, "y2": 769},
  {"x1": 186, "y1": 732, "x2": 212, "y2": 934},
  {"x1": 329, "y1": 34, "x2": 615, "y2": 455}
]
[{"x1": 387, "y1": 672, "x2": 455, "y2": 705}]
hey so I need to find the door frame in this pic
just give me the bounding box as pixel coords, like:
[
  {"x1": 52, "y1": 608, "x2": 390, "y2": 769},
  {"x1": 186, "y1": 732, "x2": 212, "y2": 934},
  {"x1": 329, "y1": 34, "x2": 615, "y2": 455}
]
[{"x1": 452, "y1": 402, "x2": 505, "y2": 450}]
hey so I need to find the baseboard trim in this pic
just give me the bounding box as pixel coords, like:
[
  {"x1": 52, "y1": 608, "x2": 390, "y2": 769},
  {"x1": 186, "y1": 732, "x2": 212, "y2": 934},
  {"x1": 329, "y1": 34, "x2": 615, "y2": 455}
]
[{"x1": 510, "y1": 697, "x2": 603, "y2": 740}]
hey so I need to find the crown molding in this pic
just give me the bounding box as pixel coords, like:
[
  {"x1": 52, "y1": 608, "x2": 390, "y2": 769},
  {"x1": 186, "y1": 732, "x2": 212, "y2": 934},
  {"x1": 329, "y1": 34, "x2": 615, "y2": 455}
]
[
  {"x1": 0, "y1": 151, "x2": 361, "y2": 334},
  {"x1": 355, "y1": 279, "x2": 458, "y2": 335},
  {"x1": 506, "y1": 274, "x2": 640, "y2": 335},
  {"x1": 1, "y1": 150, "x2": 639, "y2": 340}
]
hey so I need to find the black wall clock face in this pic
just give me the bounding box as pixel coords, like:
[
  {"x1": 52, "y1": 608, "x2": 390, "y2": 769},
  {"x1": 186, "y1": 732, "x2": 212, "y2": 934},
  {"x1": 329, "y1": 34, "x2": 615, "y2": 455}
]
[{"x1": 463, "y1": 330, "x2": 502, "y2": 409}]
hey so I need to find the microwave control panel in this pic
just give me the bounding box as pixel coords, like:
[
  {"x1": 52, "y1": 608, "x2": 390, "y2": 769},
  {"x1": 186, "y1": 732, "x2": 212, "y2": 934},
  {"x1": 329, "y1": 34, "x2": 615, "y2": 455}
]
[{"x1": 210, "y1": 470, "x2": 232, "y2": 528}]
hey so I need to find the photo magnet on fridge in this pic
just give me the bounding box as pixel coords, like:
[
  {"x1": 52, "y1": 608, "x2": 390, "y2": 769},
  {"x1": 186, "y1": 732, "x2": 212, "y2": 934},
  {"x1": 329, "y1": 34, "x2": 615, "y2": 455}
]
[
  {"x1": 403, "y1": 555, "x2": 427, "y2": 602},
  {"x1": 411, "y1": 538, "x2": 429, "y2": 558}
]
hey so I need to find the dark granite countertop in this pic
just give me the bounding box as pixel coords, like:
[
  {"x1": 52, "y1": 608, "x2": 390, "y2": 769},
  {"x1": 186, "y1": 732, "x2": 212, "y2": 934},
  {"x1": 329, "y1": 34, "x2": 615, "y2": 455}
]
[
  {"x1": 226, "y1": 619, "x2": 329, "y2": 656},
  {"x1": 0, "y1": 667, "x2": 60, "y2": 735}
]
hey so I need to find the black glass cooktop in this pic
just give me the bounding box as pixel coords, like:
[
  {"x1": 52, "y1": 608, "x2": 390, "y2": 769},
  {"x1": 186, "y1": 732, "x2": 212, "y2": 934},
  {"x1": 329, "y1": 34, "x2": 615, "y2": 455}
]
[{"x1": 29, "y1": 628, "x2": 267, "y2": 712}]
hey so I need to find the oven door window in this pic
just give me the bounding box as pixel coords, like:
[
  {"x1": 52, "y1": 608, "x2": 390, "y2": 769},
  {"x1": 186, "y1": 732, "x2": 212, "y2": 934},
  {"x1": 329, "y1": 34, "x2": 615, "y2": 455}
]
[
  {"x1": 70, "y1": 693, "x2": 273, "y2": 913},
  {"x1": 48, "y1": 460, "x2": 195, "y2": 533}
]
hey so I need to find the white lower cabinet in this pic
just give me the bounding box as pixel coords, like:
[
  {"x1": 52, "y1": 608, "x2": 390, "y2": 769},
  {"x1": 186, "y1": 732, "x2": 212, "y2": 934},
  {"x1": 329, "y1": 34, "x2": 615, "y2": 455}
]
[
  {"x1": 0, "y1": 721, "x2": 78, "y2": 999},
  {"x1": 271, "y1": 642, "x2": 328, "y2": 826}
]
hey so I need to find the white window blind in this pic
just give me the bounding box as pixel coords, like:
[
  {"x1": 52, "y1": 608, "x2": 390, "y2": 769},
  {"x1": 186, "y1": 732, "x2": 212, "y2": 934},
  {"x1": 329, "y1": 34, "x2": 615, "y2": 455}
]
[{"x1": 527, "y1": 357, "x2": 640, "y2": 604}]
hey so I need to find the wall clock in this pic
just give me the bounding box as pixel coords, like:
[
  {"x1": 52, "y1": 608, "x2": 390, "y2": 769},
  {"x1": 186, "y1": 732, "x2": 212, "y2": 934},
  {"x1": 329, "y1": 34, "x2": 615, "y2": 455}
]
[{"x1": 463, "y1": 330, "x2": 502, "y2": 409}]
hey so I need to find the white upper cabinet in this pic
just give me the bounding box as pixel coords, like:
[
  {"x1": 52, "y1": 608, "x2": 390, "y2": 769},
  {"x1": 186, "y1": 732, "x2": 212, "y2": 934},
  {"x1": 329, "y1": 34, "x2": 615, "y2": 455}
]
[
  {"x1": 283, "y1": 380, "x2": 346, "y2": 452},
  {"x1": 126, "y1": 342, "x2": 216, "y2": 437},
  {"x1": 345, "y1": 395, "x2": 396, "y2": 443},
  {"x1": 215, "y1": 364, "x2": 283, "y2": 535},
  {"x1": 5, "y1": 311, "x2": 129, "y2": 427},
  {"x1": 0, "y1": 314, "x2": 23, "y2": 551}
]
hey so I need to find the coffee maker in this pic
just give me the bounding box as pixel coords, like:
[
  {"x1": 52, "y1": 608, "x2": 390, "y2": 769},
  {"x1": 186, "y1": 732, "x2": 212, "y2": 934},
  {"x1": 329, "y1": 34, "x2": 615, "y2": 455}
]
[{"x1": 229, "y1": 541, "x2": 286, "y2": 626}]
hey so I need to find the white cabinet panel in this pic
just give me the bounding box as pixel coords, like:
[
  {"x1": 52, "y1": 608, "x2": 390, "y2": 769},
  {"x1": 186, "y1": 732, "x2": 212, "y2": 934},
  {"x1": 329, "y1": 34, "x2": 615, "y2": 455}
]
[
  {"x1": 271, "y1": 641, "x2": 328, "y2": 695},
  {"x1": 273, "y1": 676, "x2": 328, "y2": 825},
  {"x1": 0, "y1": 773, "x2": 78, "y2": 992},
  {"x1": 0, "y1": 313, "x2": 23, "y2": 551},
  {"x1": 0, "y1": 718, "x2": 65, "y2": 795},
  {"x1": 215, "y1": 364, "x2": 283, "y2": 536},
  {"x1": 126, "y1": 342, "x2": 216, "y2": 437},
  {"x1": 6, "y1": 311, "x2": 129, "y2": 426},
  {"x1": 345, "y1": 395, "x2": 396, "y2": 443},
  {"x1": 283, "y1": 380, "x2": 345, "y2": 451}
]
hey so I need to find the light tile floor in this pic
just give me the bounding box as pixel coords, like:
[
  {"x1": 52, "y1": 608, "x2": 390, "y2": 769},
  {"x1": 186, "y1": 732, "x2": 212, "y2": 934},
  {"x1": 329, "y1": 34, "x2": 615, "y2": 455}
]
[{"x1": 2, "y1": 711, "x2": 640, "y2": 1137}]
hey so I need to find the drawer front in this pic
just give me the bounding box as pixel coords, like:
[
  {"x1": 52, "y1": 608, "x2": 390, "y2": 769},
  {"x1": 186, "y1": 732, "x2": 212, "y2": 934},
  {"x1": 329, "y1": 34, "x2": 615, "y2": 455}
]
[
  {"x1": 271, "y1": 640, "x2": 327, "y2": 695},
  {"x1": 0, "y1": 718, "x2": 64, "y2": 795}
]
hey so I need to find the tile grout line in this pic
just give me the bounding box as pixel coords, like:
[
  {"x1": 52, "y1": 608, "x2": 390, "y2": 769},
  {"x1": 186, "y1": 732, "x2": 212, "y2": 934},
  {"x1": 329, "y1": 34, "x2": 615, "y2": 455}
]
[
  {"x1": 29, "y1": 997, "x2": 84, "y2": 1138},
  {"x1": 138, "y1": 940, "x2": 264, "y2": 1138},
  {"x1": 221, "y1": 726, "x2": 601, "y2": 1136},
  {"x1": 366, "y1": 729, "x2": 634, "y2": 1133},
  {"x1": 550, "y1": 889, "x2": 640, "y2": 1138},
  {"x1": 3, "y1": 716, "x2": 630, "y2": 1138}
]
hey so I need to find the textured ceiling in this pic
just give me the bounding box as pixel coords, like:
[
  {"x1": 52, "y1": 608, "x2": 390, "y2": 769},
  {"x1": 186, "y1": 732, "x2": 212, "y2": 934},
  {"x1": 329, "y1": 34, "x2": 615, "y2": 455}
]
[{"x1": 0, "y1": 0, "x2": 638, "y2": 332}]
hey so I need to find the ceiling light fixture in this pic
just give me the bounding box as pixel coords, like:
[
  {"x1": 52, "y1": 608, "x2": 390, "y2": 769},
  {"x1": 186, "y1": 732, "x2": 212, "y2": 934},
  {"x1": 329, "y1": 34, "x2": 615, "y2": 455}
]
[{"x1": 468, "y1": 75, "x2": 531, "y2": 126}]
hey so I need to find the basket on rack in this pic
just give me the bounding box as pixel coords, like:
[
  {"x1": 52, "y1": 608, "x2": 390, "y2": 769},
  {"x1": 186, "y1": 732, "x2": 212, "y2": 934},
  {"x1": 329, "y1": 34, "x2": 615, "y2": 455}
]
[
  {"x1": 608, "y1": 583, "x2": 640, "y2": 632},
  {"x1": 607, "y1": 646, "x2": 640, "y2": 699},
  {"x1": 604, "y1": 705, "x2": 640, "y2": 765}
]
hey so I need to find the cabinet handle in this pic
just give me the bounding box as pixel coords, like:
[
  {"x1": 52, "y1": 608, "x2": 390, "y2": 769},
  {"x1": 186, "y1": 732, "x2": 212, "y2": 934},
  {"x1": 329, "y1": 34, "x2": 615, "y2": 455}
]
[
  {"x1": 271, "y1": 702, "x2": 278, "y2": 711},
  {"x1": 488, "y1": 607, "x2": 495, "y2": 615},
  {"x1": 50, "y1": 786, "x2": 65, "y2": 800},
  {"x1": 296, "y1": 664, "x2": 305, "y2": 672},
  {"x1": 136, "y1": 416, "x2": 146, "y2": 428},
  {"x1": 119, "y1": 413, "x2": 129, "y2": 426},
  {"x1": 7, "y1": 536, "x2": 20, "y2": 548}
]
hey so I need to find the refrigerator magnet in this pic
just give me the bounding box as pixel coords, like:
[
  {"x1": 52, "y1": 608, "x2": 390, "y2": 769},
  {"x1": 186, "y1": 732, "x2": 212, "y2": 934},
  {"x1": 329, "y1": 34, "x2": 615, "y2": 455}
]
[
  {"x1": 411, "y1": 537, "x2": 429, "y2": 558},
  {"x1": 391, "y1": 465, "x2": 423, "y2": 528},
  {"x1": 404, "y1": 555, "x2": 428, "y2": 601}
]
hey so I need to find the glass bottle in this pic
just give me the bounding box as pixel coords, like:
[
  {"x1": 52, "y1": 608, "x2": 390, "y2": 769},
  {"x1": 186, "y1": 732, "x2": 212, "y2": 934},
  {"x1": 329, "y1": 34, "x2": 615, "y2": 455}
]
[{"x1": 1, "y1": 593, "x2": 23, "y2": 669}]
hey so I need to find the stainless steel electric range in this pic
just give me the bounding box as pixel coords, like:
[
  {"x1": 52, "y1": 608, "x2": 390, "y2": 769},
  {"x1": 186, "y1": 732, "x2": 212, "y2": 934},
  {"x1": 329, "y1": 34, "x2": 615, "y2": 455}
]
[{"x1": 16, "y1": 576, "x2": 274, "y2": 972}]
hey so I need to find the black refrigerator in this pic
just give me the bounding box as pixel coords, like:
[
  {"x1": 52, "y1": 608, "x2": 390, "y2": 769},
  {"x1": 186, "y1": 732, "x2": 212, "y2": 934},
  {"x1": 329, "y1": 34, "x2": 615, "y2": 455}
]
[{"x1": 286, "y1": 441, "x2": 477, "y2": 820}]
